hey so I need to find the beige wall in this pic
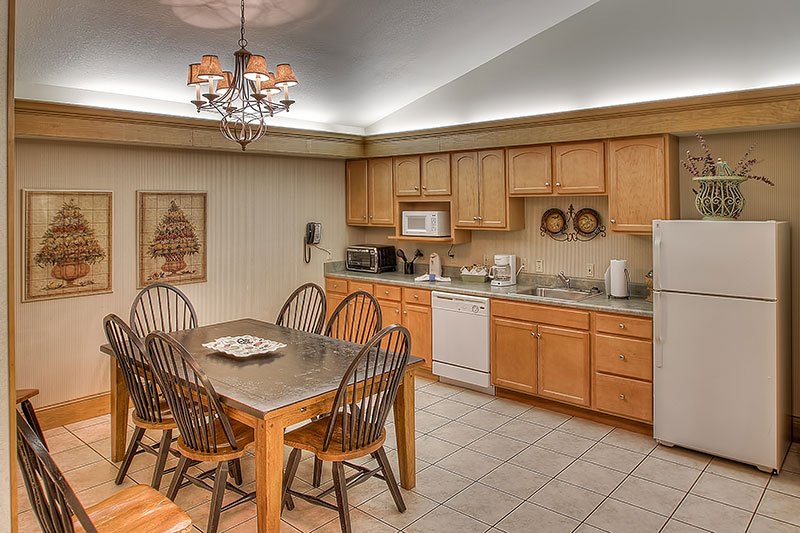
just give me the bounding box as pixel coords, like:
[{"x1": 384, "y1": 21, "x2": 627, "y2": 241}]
[
  {"x1": 678, "y1": 128, "x2": 800, "y2": 415},
  {"x1": 14, "y1": 139, "x2": 361, "y2": 407},
  {"x1": 365, "y1": 195, "x2": 654, "y2": 287},
  {"x1": 1, "y1": 0, "x2": 11, "y2": 527}
]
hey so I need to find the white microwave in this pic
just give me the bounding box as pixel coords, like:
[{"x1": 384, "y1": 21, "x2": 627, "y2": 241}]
[{"x1": 402, "y1": 210, "x2": 451, "y2": 237}]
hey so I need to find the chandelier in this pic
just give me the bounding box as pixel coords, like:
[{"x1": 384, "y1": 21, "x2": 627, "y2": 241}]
[{"x1": 186, "y1": 0, "x2": 298, "y2": 151}]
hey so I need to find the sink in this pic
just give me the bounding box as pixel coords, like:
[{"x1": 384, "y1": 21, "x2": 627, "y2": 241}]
[{"x1": 516, "y1": 287, "x2": 597, "y2": 301}]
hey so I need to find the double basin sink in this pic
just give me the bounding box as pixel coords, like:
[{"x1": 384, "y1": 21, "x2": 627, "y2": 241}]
[{"x1": 515, "y1": 287, "x2": 601, "y2": 302}]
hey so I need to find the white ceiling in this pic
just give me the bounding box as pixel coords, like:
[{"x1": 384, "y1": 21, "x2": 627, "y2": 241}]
[
  {"x1": 15, "y1": 0, "x2": 800, "y2": 136},
  {"x1": 14, "y1": 0, "x2": 598, "y2": 134}
]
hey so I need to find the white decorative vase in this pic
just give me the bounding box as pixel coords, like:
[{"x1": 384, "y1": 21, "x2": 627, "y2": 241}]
[{"x1": 693, "y1": 175, "x2": 747, "y2": 221}]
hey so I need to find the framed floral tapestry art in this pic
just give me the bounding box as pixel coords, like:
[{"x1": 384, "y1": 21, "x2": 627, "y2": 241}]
[
  {"x1": 137, "y1": 191, "x2": 207, "y2": 288},
  {"x1": 23, "y1": 190, "x2": 113, "y2": 302}
]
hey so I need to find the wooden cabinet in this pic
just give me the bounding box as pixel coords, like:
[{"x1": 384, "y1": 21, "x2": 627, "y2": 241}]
[
  {"x1": 537, "y1": 325, "x2": 591, "y2": 407},
  {"x1": 368, "y1": 158, "x2": 395, "y2": 226},
  {"x1": 491, "y1": 317, "x2": 537, "y2": 394},
  {"x1": 507, "y1": 145, "x2": 552, "y2": 196},
  {"x1": 378, "y1": 299, "x2": 402, "y2": 327},
  {"x1": 394, "y1": 156, "x2": 421, "y2": 196},
  {"x1": 453, "y1": 149, "x2": 523, "y2": 230},
  {"x1": 403, "y1": 302, "x2": 432, "y2": 369},
  {"x1": 345, "y1": 160, "x2": 368, "y2": 225},
  {"x1": 607, "y1": 135, "x2": 678, "y2": 234},
  {"x1": 421, "y1": 153, "x2": 451, "y2": 195},
  {"x1": 553, "y1": 141, "x2": 605, "y2": 195}
]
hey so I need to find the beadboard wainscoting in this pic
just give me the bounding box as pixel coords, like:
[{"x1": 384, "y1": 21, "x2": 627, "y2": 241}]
[
  {"x1": 679, "y1": 127, "x2": 800, "y2": 417},
  {"x1": 14, "y1": 139, "x2": 362, "y2": 408}
]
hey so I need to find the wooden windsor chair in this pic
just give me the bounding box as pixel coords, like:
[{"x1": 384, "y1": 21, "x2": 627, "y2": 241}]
[
  {"x1": 16, "y1": 388, "x2": 46, "y2": 448},
  {"x1": 282, "y1": 324, "x2": 411, "y2": 533},
  {"x1": 144, "y1": 331, "x2": 256, "y2": 533},
  {"x1": 276, "y1": 282, "x2": 327, "y2": 334},
  {"x1": 16, "y1": 410, "x2": 192, "y2": 533},
  {"x1": 129, "y1": 282, "x2": 198, "y2": 339}
]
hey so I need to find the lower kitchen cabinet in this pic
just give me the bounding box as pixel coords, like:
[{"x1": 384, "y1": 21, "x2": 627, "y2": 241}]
[
  {"x1": 491, "y1": 317, "x2": 537, "y2": 394},
  {"x1": 378, "y1": 299, "x2": 402, "y2": 327},
  {"x1": 402, "y1": 302, "x2": 432, "y2": 369},
  {"x1": 325, "y1": 292, "x2": 345, "y2": 322},
  {"x1": 537, "y1": 325, "x2": 591, "y2": 407}
]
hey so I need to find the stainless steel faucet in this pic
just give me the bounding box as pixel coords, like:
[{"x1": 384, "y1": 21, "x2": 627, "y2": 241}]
[{"x1": 558, "y1": 271, "x2": 571, "y2": 288}]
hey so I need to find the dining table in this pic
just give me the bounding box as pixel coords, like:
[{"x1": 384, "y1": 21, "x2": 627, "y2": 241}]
[{"x1": 100, "y1": 317, "x2": 421, "y2": 533}]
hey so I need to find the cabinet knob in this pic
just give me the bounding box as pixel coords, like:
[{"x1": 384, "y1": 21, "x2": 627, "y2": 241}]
[
  {"x1": 544, "y1": 182, "x2": 550, "y2": 187},
  {"x1": 530, "y1": 331, "x2": 536, "y2": 337},
  {"x1": 395, "y1": 309, "x2": 400, "y2": 314},
  {"x1": 414, "y1": 186, "x2": 418, "y2": 190},
  {"x1": 473, "y1": 216, "x2": 479, "y2": 221},
  {"x1": 403, "y1": 311, "x2": 408, "y2": 315},
  {"x1": 422, "y1": 186, "x2": 427, "y2": 190},
  {"x1": 477, "y1": 216, "x2": 483, "y2": 221},
  {"x1": 413, "y1": 294, "x2": 419, "y2": 299},
  {"x1": 384, "y1": 290, "x2": 389, "y2": 295},
  {"x1": 369, "y1": 215, "x2": 374, "y2": 219},
  {"x1": 610, "y1": 218, "x2": 616, "y2": 224},
  {"x1": 619, "y1": 323, "x2": 625, "y2": 329},
  {"x1": 618, "y1": 354, "x2": 626, "y2": 361},
  {"x1": 619, "y1": 394, "x2": 626, "y2": 401},
  {"x1": 555, "y1": 182, "x2": 561, "y2": 187},
  {"x1": 362, "y1": 215, "x2": 367, "y2": 219}
]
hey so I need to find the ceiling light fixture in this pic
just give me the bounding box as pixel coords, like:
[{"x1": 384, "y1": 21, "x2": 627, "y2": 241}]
[{"x1": 186, "y1": 0, "x2": 299, "y2": 151}]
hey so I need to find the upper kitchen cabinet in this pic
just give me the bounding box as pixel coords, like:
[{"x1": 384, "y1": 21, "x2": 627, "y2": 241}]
[
  {"x1": 421, "y1": 153, "x2": 451, "y2": 195},
  {"x1": 553, "y1": 141, "x2": 605, "y2": 195},
  {"x1": 394, "y1": 155, "x2": 421, "y2": 196},
  {"x1": 453, "y1": 149, "x2": 524, "y2": 230},
  {"x1": 507, "y1": 145, "x2": 552, "y2": 196},
  {"x1": 345, "y1": 159, "x2": 368, "y2": 225},
  {"x1": 607, "y1": 135, "x2": 679, "y2": 234}
]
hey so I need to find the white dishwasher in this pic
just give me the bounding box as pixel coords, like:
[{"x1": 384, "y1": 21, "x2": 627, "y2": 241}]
[{"x1": 431, "y1": 291, "x2": 493, "y2": 392}]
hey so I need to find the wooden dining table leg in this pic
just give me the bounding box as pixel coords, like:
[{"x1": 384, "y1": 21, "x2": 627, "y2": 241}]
[
  {"x1": 109, "y1": 359, "x2": 129, "y2": 462},
  {"x1": 255, "y1": 417, "x2": 284, "y2": 533},
  {"x1": 393, "y1": 369, "x2": 416, "y2": 489}
]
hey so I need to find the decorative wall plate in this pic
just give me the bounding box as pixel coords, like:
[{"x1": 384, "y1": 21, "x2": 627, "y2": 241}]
[
  {"x1": 541, "y1": 208, "x2": 567, "y2": 236},
  {"x1": 574, "y1": 208, "x2": 601, "y2": 237}
]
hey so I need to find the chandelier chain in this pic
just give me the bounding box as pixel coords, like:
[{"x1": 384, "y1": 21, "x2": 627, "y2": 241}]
[{"x1": 238, "y1": 0, "x2": 247, "y2": 49}]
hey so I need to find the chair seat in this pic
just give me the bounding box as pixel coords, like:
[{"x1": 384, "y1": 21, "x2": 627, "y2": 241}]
[
  {"x1": 74, "y1": 485, "x2": 192, "y2": 533},
  {"x1": 176, "y1": 417, "x2": 255, "y2": 462},
  {"x1": 285, "y1": 415, "x2": 386, "y2": 462},
  {"x1": 131, "y1": 403, "x2": 177, "y2": 431}
]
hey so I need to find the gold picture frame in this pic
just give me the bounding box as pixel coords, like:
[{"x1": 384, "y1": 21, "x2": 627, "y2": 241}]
[
  {"x1": 137, "y1": 191, "x2": 207, "y2": 288},
  {"x1": 23, "y1": 190, "x2": 113, "y2": 302}
]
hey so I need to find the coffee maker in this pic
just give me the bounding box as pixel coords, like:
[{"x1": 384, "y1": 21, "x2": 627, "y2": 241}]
[{"x1": 489, "y1": 254, "x2": 517, "y2": 287}]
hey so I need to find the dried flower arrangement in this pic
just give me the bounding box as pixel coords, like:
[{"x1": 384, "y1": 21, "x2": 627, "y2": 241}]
[{"x1": 681, "y1": 133, "x2": 774, "y2": 185}]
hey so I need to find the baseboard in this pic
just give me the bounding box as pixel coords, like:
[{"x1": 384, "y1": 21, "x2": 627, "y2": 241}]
[
  {"x1": 496, "y1": 388, "x2": 653, "y2": 437},
  {"x1": 37, "y1": 392, "x2": 111, "y2": 430}
]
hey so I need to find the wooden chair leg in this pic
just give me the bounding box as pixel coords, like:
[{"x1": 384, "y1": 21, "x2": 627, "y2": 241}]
[
  {"x1": 167, "y1": 455, "x2": 190, "y2": 500},
  {"x1": 281, "y1": 448, "x2": 302, "y2": 513},
  {"x1": 374, "y1": 447, "x2": 406, "y2": 512},
  {"x1": 331, "y1": 461, "x2": 352, "y2": 533},
  {"x1": 312, "y1": 456, "x2": 324, "y2": 487},
  {"x1": 229, "y1": 458, "x2": 243, "y2": 485},
  {"x1": 151, "y1": 429, "x2": 172, "y2": 490},
  {"x1": 115, "y1": 426, "x2": 145, "y2": 485},
  {"x1": 207, "y1": 461, "x2": 229, "y2": 533}
]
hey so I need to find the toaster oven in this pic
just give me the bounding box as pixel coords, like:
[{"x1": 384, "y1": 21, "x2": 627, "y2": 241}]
[{"x1": 345, "y1": 245, "x2": 396, "y2": 273}]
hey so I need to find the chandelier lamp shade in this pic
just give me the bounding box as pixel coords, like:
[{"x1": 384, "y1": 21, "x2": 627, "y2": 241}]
[{"x1": 186, "y1": 0, "x2": 299, "y2": 150}]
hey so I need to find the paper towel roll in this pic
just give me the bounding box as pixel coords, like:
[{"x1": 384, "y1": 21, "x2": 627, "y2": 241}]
[{"x1": 609, "y1": 259, "x2": 630, "y2": 298}]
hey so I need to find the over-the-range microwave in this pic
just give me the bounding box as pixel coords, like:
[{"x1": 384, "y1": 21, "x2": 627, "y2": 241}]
[{"x1": 402, "y1": 210, "x2": 451, "y2": 237}]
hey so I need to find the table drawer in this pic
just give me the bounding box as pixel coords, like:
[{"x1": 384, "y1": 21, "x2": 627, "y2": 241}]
[
  {"x1": 595, "y1": 334, "x2": 652, "y2": 381},
  {"x1": 595, "y1": 313, "x2": 652, "y2": 339},
  {"x1": 347, "y1": 280, "x2": 374, "y2": 295},
  {"x1": 325, "y1": 277, "x2": 348, "y2": 295},
  {"x1": 403, "y1": 287, "x2": 431, "y2": 306},
  {"x1": 375, "y1": 283, "x2": 402, "y2": 302},
  {"x1": 594, "y1": 373, "x2": 652, "y2": 422},
  {"x1": 492, "y1": 299, "x2": 589, "y2": 330}
]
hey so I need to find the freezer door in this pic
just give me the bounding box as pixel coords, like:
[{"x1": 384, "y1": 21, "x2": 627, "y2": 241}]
[
  {"x1": 653, "y1": 220, "x2": 778, "y2": 300},
  {"x1": 653, "y1": 291, "x2": 779, "y2": 469}
]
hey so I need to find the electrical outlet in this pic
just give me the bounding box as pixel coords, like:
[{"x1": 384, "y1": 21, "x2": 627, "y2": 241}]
[
  {"x1": 535, "y1": 259, "x2": 544, "y2": 273},
  {"x1": 586, "y1": 263, "x2": 594, "y2": 278}
]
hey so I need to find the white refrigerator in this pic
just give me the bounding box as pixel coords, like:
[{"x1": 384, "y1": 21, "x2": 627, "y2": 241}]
[{"x1": 652, "y1": 220, "x2": 791, "y2": 472}]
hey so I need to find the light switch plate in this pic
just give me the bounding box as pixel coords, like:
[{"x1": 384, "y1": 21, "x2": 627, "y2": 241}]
[
  {"x1": 586, "y1": 263, "x2": 594, "y2": 278},
  {"x1": 535, "y1": 260, "x2": 544, "y2": 273}
]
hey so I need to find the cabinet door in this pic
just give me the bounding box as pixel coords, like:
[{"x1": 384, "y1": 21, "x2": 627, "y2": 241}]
[
  {"x1": 607, "y1": 137, "x2": 665, "y2": 233},
  {"x1": 326, "y1": 293, "x2": 345, "y2": 322},
  {"x1": 491, "y1": 317, "x2": 537, "y2": 394},
  {"x1": 452, "y1": 151, "x2": 480, "y2": 227},
  {"x1": 507, "y1": 145, "x2": 552, "y2": 196},
  {"x1": 346, "y1": 160, "x2": 368, "y2": 225},
  {"x1": 368, "y1": 158, "x2": 395, "y2": 226},
  {"x1": 478, "y1": 149, "x2": 507, "y2": 228},
  {"x1": 537, "y1": 325, "x2": 591, "y2": 406},
  {"x1": 554, "y1": 141, "x2": 605, "y2": 195},
  {"x1": 378, "y1": 299, "x2": 403, "y2": 327},
  {"x1": 421, "y1": 153, "x2": 451, "y2": 195},
  {"x1": 402, "y1": 303, "x2": 432, "y2": 368},
  {"x1": 394, "y1": 156, "x2": 421, "y2": 197}
]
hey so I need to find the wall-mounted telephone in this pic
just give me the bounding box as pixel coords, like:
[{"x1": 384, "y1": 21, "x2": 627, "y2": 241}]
[{"x1": 304, "y1": 222, "x2": 329, "y2": 263}]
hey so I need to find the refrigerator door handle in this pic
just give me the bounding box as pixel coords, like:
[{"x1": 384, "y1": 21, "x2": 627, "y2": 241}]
[
  {"x1": 654, "y1": 291, "x2": 664, "y2": 368},
  {"x1": 652, "y1": 222, "x2": 661, "y2": 290}
]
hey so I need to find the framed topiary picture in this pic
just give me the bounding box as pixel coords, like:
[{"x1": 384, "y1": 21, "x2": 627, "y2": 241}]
[
  {"x1": 137, "y1": 191, "x2": 207, "y2": 288},
  {"x1": 23, "y1": 190, "x2": 113, "y2": 302}
]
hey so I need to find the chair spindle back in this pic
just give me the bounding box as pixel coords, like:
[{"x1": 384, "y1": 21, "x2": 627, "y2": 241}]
[
  {"x1": 324, "y1": 290, "x2": 382, "y2": 345},
  {"x1": 276, "y1": 283, "x2": 326, "y2": 334},
  {"x1": 130, "y1": 282, "x2": 198, "y2": 338}
]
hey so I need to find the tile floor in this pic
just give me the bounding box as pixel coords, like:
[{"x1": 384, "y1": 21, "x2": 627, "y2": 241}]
[{"x1": 17, "y1": 376, "x2": 800, "y2": 532}]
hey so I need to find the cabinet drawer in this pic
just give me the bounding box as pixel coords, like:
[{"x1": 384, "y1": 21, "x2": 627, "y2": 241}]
[
  {"x1": 594, "y1": 373, "x2": 652, "y2": 422},
  {"x1": 492, "y1": 299, "x2": 589, "y2": 330},
  {"x1": 347, "y1": 280, "x2": 374, "y2": 295},
  {"x1": 403, "y1": 288, "x2": 431, "y2": 306},
  {"x1": 595, "y1": 334, "x2": 652, "y2": 381},
  {"x1": 326, "y1": 277, "x2": 348, "y2": 295},
  {"x1": 374, "y1": 283, "x2": 402, "y2": 302},
  {"x1": 595, "y1": 313, "x2": 652, "y2": 339}
]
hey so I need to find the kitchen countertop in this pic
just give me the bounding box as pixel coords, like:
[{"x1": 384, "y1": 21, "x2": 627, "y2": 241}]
[{"x1": 325, "y1": 267, "x2": 653, "y2": 318}]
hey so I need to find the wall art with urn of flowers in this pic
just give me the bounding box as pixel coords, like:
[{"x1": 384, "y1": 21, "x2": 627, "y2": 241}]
[
  {"x1": 23, "y1": 190, "x2": 113, "y2": 302},
  {"x1": 137, "y1": 191, "x2": 207, "y2": 288}
]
